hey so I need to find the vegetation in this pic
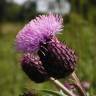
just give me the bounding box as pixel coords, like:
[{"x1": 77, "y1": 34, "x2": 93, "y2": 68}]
[
  {"x1": 0, "y1": 0, "x2": 96, "y2": 96},
  {"x1": 0, "y1": 13, "x2": 96, "y2": 95}
]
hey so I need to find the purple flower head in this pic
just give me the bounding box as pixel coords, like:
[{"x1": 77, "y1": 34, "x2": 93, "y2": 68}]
[
  {"x1": 16, "y1": 14, "x2": 63, "y2": 53},
  {"x1": 38, "y1": 37, "x2": 77, "y2": 79},
  {"x1": 21, "y1": 53, "x2": 49, "y2": 83}
]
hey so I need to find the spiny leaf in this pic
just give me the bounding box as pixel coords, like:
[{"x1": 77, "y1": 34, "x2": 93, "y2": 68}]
[{"x1": 40, "y1": 89, "x2": 67, "y2": 96}]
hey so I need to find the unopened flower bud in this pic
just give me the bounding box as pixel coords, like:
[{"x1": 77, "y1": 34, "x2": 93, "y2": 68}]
[
  {"x1": 38, "y1": 36, "x2": 77, "y2": 79},
  {"x1": 21, "y1": 54, "x2": 49, "y2": 83}
]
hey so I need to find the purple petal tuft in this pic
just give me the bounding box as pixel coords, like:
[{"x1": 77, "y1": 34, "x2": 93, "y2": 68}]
[{"x1": 15, "y1": 14, "x2": 63, "y2": 53}]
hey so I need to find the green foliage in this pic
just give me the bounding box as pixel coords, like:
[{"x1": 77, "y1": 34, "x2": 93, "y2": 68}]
[
  {"x1": 59, "y1": 13, "x2": 96, "y2": 95},
  {"x1": 0, "y1": 13, "x2": 96, "y2": 95},
  {"x1": 5, "y1": 3, "x2": 21, "y2": 21},
  {"x1": 19, "y1": 1, "x2": 37, "y2": 22},
  {"x1": 0, "y1": 0, "x2": 96, "y2": 96},
  {"x1": 41, "y1": 89, "x2": 67, "y2": 96}
]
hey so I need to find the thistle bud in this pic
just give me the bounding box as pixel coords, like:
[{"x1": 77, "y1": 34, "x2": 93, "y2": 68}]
[
  {"x1": 21, "y1": 54, "x2": 49, "y2": 83},
  {"x1": 38, "y1": 36, "x2": 77, "y2": 79}
]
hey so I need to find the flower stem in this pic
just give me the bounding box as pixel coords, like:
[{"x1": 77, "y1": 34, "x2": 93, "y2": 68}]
[
  {"x1": 50, "y1": 77, "x2": 76, "y2": 96},
  {"x1": 71, "y1": 72, "x2": 87, "y2": 96}
]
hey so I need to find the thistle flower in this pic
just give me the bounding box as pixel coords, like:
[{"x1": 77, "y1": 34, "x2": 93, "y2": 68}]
[
  {"x1": 38, "y1": 36, "x2": 77, "y2": 79},
  {"x1": 21, "y1": 54, "x2": 49, "y2": 83},
  {"x1": 16, "y1": 14, "x2": 63, "y2": 53},
  {"x1": 16, "y1": 13, "x2": 77, "y2": 79}
]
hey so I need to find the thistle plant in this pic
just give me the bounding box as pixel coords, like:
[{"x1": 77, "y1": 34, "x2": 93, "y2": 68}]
[{"x1": 15, "y1": 14, "x2": 87, "y2": 96}]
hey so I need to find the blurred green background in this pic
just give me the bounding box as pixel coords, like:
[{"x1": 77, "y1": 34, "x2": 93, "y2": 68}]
[{"x1": 0, "y1": 0, "x2": 96, "y2": 96}]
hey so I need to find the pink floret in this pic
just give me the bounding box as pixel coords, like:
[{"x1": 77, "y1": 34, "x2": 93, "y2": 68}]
[{"x1": 15, "y1": 14, "x2": 63, "y2": 53}]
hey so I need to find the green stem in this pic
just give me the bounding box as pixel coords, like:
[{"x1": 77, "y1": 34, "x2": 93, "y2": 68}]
[
  {"x1": 50, "y1": 77, "x2": 76, "y2": 96},
  {"x1": 71, "y1": 72, "x2": 87, "y2": 96}
]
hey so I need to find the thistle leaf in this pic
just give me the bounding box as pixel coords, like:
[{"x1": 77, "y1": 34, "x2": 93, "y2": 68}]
[{"x1": 40, "y1": 89, "x2": 68, "y2": 96}]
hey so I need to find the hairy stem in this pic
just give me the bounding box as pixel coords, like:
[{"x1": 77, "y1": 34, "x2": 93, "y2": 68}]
[
  {"x1": 71, "y1": 72, "x2": 87, "y2": 96},
  {"x1": 50, "y1": 77, "x2": 76, "y2": 96}
]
